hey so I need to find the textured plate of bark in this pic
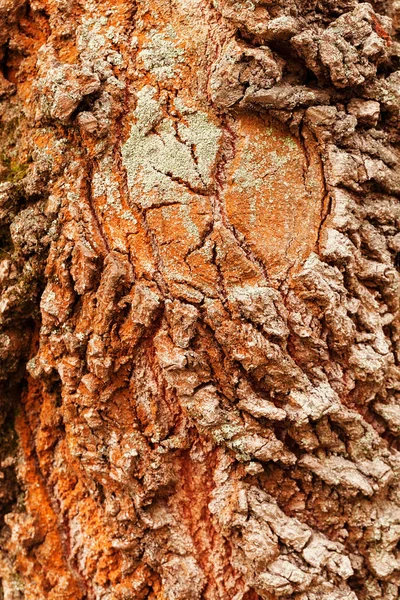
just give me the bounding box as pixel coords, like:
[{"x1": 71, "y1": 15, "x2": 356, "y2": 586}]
[{"x1": 0, "y1": 0, "x2": 400, "y2": 599}]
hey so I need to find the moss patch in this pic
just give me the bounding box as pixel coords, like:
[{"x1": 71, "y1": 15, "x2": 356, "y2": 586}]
[{"x1": 0, "y1": 154, "x2": 31, "y2": 183}]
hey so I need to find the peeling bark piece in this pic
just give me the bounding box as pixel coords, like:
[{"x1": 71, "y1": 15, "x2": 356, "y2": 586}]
[
  {"x1": 70, "y1": 242, "x2": 99, "y2": 294},
  {"x1": 209, "y1": 39, "x2": 283, "y2": 109},
  {"x1": 183, "y1": 385, "x2": 296, "y2": 465},
  {"x1": 347, "y1": 98, "x2": 380, "y2": 126},
  {"x1": 236, "y1": 380, "x2": 287, "y2": 421},
  {"x1": 288, "y1": 382, "x2": 341, "y2": 422},
  {"x1": 227, "y1": 284, "x2": 289, "y2": 340},
  {"x1": 293, "y1": 4, "x2": 391, "y2": 88},
  {"x1": 299, "y1": 455, "x2": 375, "y2": 496},
  {"x1": 302, "y1": 534, "x2": 353, "y2": 578},
  {"x1": 242, "y1": 84, "x2": 330, "y2": 110},
  {"x1": 248, "y1": 488, "x2": 312, "y2": 552},
  {"x1": 374, "y1": 401, "x2": 400, "y2": 434}
]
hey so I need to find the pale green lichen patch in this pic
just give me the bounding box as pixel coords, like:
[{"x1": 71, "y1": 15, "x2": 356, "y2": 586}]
[
  {"x1": 122, "y1": 120, "x2": 201, "y2": 201},
  {"x1": 122, "y1": 98, "x2": 222, "y2": 209},
  {"x1": 233, "y1": 162, "x2": 264, "y2": 191},
  {"x1": 138, "y1": 26, "x2": 184, "y2": 80},
  {"x1": 134, "y1": 86, "x2": 163, "y2": 135},
  {"x1": 178, "y1": 112, "x2": 222, "y2": 186},
  {"x1": 232, "y1": 146, "x2": 292, "y2": 192},
  {"x1": 283, "y1": 136, "x2": 298, "y2": 150},
  {"x1": 179, "y1": 203, "x2": 201, "y2": 242}
]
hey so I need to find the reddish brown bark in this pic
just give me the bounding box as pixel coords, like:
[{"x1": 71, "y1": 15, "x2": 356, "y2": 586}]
[{"x1": 0, "y1": 1, "x2": 400, "y2": 599}]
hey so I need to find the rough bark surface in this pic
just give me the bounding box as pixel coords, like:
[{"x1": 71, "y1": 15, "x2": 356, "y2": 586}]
[{"x1": 0, "y1": 0, "x2": 400, "y2": 598}]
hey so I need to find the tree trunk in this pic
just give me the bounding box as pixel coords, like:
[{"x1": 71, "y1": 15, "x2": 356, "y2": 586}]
[{"x1": 0, "y1": 0, "x2": 399, "y2": 598}]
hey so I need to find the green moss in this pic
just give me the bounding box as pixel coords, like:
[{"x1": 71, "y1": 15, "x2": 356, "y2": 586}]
[
  {"x1": 6, "y1": 163, "x2": 29, "y2": 182},
  {"x1": 0, "y1": 153, "x2": 31, "y2": 183},
  {"x1": 2, "y1": 161, "x2": 30, "y2": 183}
]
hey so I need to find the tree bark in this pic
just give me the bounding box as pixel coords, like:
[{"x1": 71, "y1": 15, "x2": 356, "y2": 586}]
[{"x1": 0, "y1": 0, "x2": 400, "y2": 598}]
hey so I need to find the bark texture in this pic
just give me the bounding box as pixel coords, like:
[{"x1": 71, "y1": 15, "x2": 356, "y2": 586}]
[{"x1": 0, "y1": 0, "x2": 400, "y2": 598}]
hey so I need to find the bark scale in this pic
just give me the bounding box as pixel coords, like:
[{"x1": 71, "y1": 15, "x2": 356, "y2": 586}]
[{"x1": 0, "y1": 0, "x2": 400, "y2": 599}]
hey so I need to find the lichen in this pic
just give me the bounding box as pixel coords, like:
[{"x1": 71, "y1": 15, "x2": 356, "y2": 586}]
[
  {"x1": 138, "y1": 26, "x2": 185, "y2": 80},
  {"x1": 232, "y1": 145, "x2": 292, "y2": 192},
  {"x1": 177, "y1": 111, "x2": 222, "y2": 186},
  {"x1": 134, "y1": 85, "x2": 163, "y2": 135},
  {"x1": 122, "y1": 99, "x2": 221, "y2": 208}
]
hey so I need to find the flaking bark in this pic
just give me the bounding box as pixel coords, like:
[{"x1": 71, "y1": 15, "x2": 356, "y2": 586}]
[{"x1": 0, "y1": 0, "x2": 400, "y2": 599}]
